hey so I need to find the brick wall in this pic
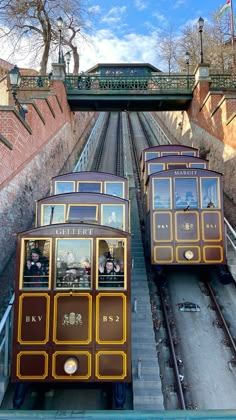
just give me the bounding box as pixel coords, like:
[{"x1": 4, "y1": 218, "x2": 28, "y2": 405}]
[{"x1": 0, "y1": 79, "x2": 98, "y2": 278}]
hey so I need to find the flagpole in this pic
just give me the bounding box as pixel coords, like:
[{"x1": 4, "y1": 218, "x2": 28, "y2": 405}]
[{"x1": 230, "y1": 0, "x2": 234, "y2": 45}]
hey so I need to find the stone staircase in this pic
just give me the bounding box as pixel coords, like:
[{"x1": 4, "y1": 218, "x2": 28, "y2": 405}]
[{"x1": 130, "y1": 187, "x2": 164, "y2": 410}]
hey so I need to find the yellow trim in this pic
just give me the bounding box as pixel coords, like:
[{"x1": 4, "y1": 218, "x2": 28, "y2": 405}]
[
  {"x1": 53, "y1": 292, "x2": 92, "y2": 344},
  {"x1": 152, "y1": 176, "x2": 172, "y2": 209},
  {"x1": 104, "y1": 181, "x2": 125, "y2": 198},
  {"x1": 95, "y1": 351, "x2": 127, "y2": 380},
  {"x1": 16, "y1": 351, "x2": 48, "y2": 380},
  {"x1": 55, "y1": 237, "x2": 93, "y2": 290},
  {"x1": 55, "y1": 180, "x2": 76, "y2": 194},
  {"x1": 17, "y1": 293, "x2": 50, "y2": 344},
  {"x1": 175, "y1": 211, "x2": 200, "y2": 242},
  {"x1": 96, "y1": 238, "x2": 127, "y2": 290},
  {"x1": 201, "y1": 211, "x2": 222, "y2": 242},
  {"x1": 176, "y1": 246, "x2": 201, "y2": 263},
  {"x1": 203, "y1": 246, "x2": 224, "y2": 263},
  {"x1": 153, "y1": 246, "x2": 173, "y2": 263},
  {"x1": 96, "y1": 293, "x2": 127, "y2": 344},
  {"x1": 77, "y1": 180, "x2": 102, "y2": 193},
  {"x1": 153, "y1": 211, "x2": 172, "y2": 242},
  {"x1": 41, "y1": 203, "x2": 66, "y2": 226},
  {"x1": 101, "y1": 204, "x2": 125, "y2": 231},
  {"x1": 52, "y1": 350, "x2": 91, "y2": 380},
  {"x1": 20, "y1": 238, "x2": 52, "y2": 290},
  {"x1": 200, "y1": 176, "x2": 221, "y2": 209},
  {"x1": 66, "y1": 203, "x2": 98, "y2": 223}
]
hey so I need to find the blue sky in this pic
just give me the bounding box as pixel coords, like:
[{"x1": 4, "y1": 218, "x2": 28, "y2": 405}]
[
  {"x1": 78, "y1": 0, "x2": 225, "y2": 71},
  {"x1": 0, "y1": 0, "x2": 227, "y2": 72}
]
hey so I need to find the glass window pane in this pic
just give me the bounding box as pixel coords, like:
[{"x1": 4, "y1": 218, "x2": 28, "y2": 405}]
[
  {"x1": 56, "y1": 239, "x2": 92, "y2": 289},
  {"x1": 67, "y1": 206, "x2": 97, "y2": 223},
  {"x1": 22, "y1": 240, "x2": 50, "y2": 288},
  {"x1": 148, "y1": 163, "x2": 164, "y2": 175},
  {"x1": 42, "y1": 205, "x2": 65, "y2": 225},
  {"x1": 55, "y1": 181, "x2": 75, "y2": 194},
  {"x1": 175, "y1": 178, "x2": 198, "y2": 209},
  {"x1": 105, "y1": 182, "x2": 123, "y2": 198},
  {"x1": 153, "y1": 178, "x2": 171, "y2": 209},
  {"x1": 161, "y1": 152, "x2": 179, "y2": 156},
  {"x1": 102, "y1": 205, "x2": 124, "y2": 230},
  {"x1": 181, "y1": 151, "x2": 195, "y2": 156},
  {"x1": 190, "y1": 163, "x2": 206, "y2": 169},
  {"x1": 167, "y1": 163, "x2": 187, "y2": 170},
  {"x1": 98, "y1": 239, "x2": 125, "y2": 289},
  {"x1": 201, "y1": 178, "x2": 219, "y2": 208},
  {"x1": 78, "y1": 182, "x2": 101, "y2": 193},
  {"x1": 146, "y1": 152, "x2": 159, "y2": 161}
]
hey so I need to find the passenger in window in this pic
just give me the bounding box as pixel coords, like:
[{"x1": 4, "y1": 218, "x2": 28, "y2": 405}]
[
  {"x1": 62, "y1": 266, "x2": 89, "y2": 288},
  {"x1": 80, "y1": 257, "x2": 91, "y2": 276},
  {"x1": 98, "y1": 259, "x2": 121, "y2": 287},
  {"x1": 24, "y1": 248, "x2": 48, "y2": 287},
  {"x1": 203, "y1": 195, "x2": 215, "y2": 208}
]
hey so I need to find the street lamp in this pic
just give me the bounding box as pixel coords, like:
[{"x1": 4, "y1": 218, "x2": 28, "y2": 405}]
[
  {"x1": 8, "y1": 65, "x2": 28, "y2": 119},
  {"x1": 65, "y1": 51, "x2": 71, "y2": 74},
  {"x1": 8, "y1": 65, "x2": 21, "y2": 103},
  {"x1": 185, "y1": 51, "x2": 190, "y2": 88},
  {"x1": 198, "y1": 17, "x2": 204, "y2": 64},
  {"x1": 57, "y1": 16, "x2": 64, "y2": 63}
]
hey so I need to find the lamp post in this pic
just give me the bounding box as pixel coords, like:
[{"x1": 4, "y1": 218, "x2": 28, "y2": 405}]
[
  {"x1": 65, "y1": 51, "x2": 71, "y2": 74},
  {"x1": 8, "y1": 65, "x2": 28, "y2": 119},
  {"x1": 185, "y1": 51, "x2": 190, "y2": 88},
  {"x1": 8, "y1": 65, "x2": 21, "y2": 104},
  {"x1": 198, "y1": 17, "x2": 204, "y2": 64},
  {"x1": 57, "y1": 16, "x2": 63, "y2": 63}
]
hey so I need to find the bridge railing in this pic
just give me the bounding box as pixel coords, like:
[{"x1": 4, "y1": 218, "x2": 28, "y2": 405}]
[
  {"x1": 210, "y1": 74, "x2": 236, "y2": 90},
  {"x1": 65, "y1": 74, "x2": 195, "y2": 92},
  {"x1": 19, "y1": 75, "x2": 52, "y2": 89}
]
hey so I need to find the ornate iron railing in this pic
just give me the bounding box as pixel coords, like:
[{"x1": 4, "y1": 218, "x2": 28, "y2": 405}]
[
  {"x1": 65, "y1": 74, "x2": 195, "y2": 92},
  {"x1": 19, "y1": 75, "x2": 51, "y2": 89},
  {"x1": 18, "y1": 73, "x2": 236, "y2": 92},
  {"x1": 210, "y1": 74, "x2": 236, "y2": 90}
]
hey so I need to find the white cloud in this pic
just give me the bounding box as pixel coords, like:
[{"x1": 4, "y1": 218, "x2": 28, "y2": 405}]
[
  {"x1": 134, "y1": 0, "x2": 148, "y2": 11},
  {"x1": 79, "y1": 29, "x2": 163, "y2": 71},
  {"x1": 101, "y1": 6, "x2": 127, "y2": 24}
]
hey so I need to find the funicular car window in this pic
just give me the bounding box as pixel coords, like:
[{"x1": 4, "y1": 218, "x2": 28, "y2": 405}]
[
  {"x1": 161, "y1": 152, "x2": 179, "y2": 156},
  {"x1": 201, "y1": 177, "x2": 219, "y2": 209},
  {"x1": 181, "y1": 151, "x2": 196, "y2": 156},
  {"x1": 175, "y1": 178, "x2": 198, "y2": 209},
  {"x1": 77, "y1": 182, "x2": 102, "y2": 193},
  {"x1": 105, "y1": 182, "x2": 124, "y2": 198},
  {"x1": 167, "y1": 163, "x2": 187, "y2": 170},
  {"x1": 56, "y1": 239, "x2": 92, "y2": 289},
  {"x1": 146, "y1": 152, "x2": 159, "y2": 161},
  {"x1": 55, "y1": 181, "x2": 75, "y2": 194},
  {"x1": 22, "y1": 239, "x2": 51, "y2": 289},
  {"x1": 153, "y1": 178, "x2": 171, "y2": 209},
  {"x1": 42, "y1": 204, "x2": 65, "y2": 225},
  {"x1": 97, "y1": 239, "x2": 126, "y2": 289},
  {"x1": 190, "y1": 163, "x2": 206, "y2": 169},
  {"x1": 148, "y1": 163, "x2": 164, "y2": 175},
  {"x1": 102, "y1": 205, "x2": 124, "y2": 230},
  {"x1": 67, "y1": 205, "x2": 98, "y2": 223}
]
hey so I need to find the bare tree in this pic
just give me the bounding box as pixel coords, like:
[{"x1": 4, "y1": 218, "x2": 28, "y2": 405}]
[
  {"x1": 0, "y1": 0, "x2": 94, "y2": 74},
  {"x1": 157, "y1": 26, "x2": 180, "y2": 74}
]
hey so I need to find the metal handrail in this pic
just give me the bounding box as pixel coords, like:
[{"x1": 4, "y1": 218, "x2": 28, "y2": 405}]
[
  {"x1": 225, "y1": 217, "x2": 236, "y2": 252},
  {"x1": 0, "y1": 293, "x2": 14, "y2": 382}
]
